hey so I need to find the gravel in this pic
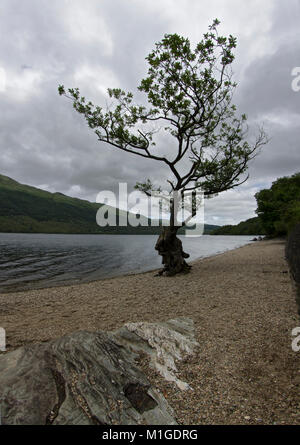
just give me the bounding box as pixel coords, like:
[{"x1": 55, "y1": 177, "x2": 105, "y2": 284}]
[{"x1": 0, "y1": 239, "x2": 299, "y2": 425}]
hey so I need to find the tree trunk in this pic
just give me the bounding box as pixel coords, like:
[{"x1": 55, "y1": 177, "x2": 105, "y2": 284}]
[{"x1": 155, "y1": 226, "x2": 191, "y2": 276}]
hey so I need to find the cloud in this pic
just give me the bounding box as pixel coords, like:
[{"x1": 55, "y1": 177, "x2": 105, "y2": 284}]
[
  {"x1": 0, "y1": 0, "x2": 299, "y2": 226},
  {"x1": 62, "y1": 3, "x2": 114, "y2": 55},
  {"x1": 204, "y1": 186, "x2": 262, "y2": 225},
  {"x1": 73, "y1": 64, "x2": 120, "y2": 97},
  {"x1": 2, "y1": 66, "x2": 44, "y2": 101}
]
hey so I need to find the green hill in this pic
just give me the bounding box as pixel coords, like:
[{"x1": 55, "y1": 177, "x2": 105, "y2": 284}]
[
  {"x1": 0, "y1": 174, "x2": 219, "y2": 235},
  {"x1": 210, "y1": 217, "x2": 265, "y2": 236}
]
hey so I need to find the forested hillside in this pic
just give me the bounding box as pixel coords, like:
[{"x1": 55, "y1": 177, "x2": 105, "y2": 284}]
[
  {"x1": 211, "y1": 217, "x2": 265, "y2": 236},
  {"x1": 0, "y1": 174, "x2": 219, "y2": 235}
]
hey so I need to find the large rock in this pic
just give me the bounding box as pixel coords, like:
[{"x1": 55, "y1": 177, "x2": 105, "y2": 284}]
[{"x1": 0, "y1": 318, "x2": 197, "y2": 425}]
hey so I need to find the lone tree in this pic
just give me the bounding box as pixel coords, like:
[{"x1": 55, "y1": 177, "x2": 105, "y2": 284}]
[{"x1": 59, "y1": 19, "x2": 268, "y2": 276}]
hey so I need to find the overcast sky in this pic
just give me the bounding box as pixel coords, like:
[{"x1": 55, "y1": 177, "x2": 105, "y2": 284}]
[{"x1": 0, "y1": 0, "x2": 300, "y2": 225}]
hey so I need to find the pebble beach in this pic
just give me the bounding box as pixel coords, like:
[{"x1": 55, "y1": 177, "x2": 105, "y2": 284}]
[{"x1": 0, "y1": 239, "x2": 299, "y2": 425}]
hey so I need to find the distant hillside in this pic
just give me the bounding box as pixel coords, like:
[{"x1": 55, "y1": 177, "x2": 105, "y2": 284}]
[
  {"x1": 210, "y1": 217, "x2": 266, "y2": 236},
  {"x1": 0, "y1": 174, "x2": 219, "y2": 235}
]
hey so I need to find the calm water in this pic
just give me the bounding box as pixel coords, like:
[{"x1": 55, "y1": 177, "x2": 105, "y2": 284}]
[{"x1": 0, "y1": 233, "x2": 254, "y2": 293}]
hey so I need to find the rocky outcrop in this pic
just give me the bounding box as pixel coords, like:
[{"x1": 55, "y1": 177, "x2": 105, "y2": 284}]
[{"x1": 0, "y1": 318, "x2": 198, "y2": 425}]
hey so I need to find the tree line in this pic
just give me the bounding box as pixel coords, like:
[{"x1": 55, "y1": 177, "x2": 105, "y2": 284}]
[
  {"x1": 255, "y1": 172, "x2": 300, "y2": 237},
  {"x1": 213, "y1": 172, "x2": 300, "y2": 237}
]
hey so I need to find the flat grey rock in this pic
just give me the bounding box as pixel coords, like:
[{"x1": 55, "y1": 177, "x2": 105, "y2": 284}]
[{"x1": 0, "y1": 318, "x2": 197, "y2": 425}]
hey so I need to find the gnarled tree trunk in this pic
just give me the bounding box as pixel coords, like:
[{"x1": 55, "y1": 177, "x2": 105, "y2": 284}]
[{"x1": 155, "y1": 226, "x2": 191, "y2": 276}]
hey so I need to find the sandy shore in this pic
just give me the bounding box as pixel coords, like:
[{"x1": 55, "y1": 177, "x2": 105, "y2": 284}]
[{"x1": 0, "y1": 239, "x2": 299, "y2": 424}]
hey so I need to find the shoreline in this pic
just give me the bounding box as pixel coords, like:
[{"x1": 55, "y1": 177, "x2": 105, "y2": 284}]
[
  {"x1": 0, "y1": 236, "x2": 254, "y2": 295},
  {"x1": 0, "y1": 239, "x2": 295, "y2": 346},
  {"x1": 1, "y1": 239, "x2": 299, "y2": 424}
]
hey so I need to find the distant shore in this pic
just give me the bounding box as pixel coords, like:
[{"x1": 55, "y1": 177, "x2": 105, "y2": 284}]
[{"x1": 0, "y1": 239, "x2": 299, "y2": 424}]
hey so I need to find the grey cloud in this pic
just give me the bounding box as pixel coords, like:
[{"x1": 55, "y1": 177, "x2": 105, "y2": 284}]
[{"x1": 0, "y1": 0, "x2": 299, "y2": 226}]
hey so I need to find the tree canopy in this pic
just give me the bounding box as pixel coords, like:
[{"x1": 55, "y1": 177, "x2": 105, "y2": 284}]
[
  {"x1": 255, "y1": 172, "x2": 300, "y2": 237},
  {"x1": 59, "y1": 20, "x2": 268, "y2": 275},
  {"x1": 59, "y1": 19, "x2": 267, "y2": 213}
]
